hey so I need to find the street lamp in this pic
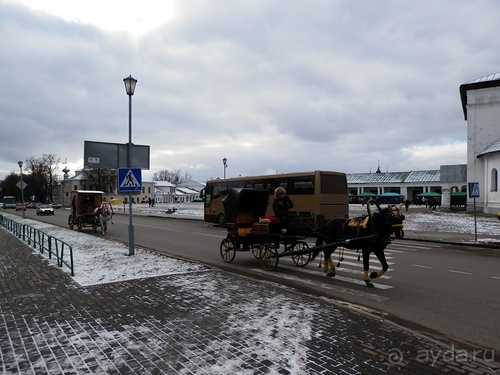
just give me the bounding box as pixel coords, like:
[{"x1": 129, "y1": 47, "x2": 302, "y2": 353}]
[
  {"x1": 223, "y1": 158, "x2": 227, "y2": 179},
  {"x1": 17, "y1": 161, "x2": 25, "y2": 219},
  {"x1": 123, "y1": 75, "x2": 137, "y2": 256}
]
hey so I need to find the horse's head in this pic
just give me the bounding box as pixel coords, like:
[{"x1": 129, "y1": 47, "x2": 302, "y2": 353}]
[
  {"x1": 388, "y1": 204, "x2": 405, "y2": 238},
  {"x1": 369, "y1": 203, "x2": 405, "y2": 239}
]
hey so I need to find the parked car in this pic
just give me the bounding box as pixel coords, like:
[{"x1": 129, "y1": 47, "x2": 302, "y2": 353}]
[
  {"x1": 51, "y1": 203, "x2": 62, "y2": 209},
  {"x1": 37, "y1": 204, "x2": 54, "y2": 216},
  {"x1": 15, "y1": 203, "x2": 26, "y2": 211}
]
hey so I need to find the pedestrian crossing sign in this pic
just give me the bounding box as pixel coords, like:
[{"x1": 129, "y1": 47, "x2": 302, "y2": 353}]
[
  {"x1": 118, "y1": 168, "x2": 142, "y2": 192},
  {"x1": 468, "y1": 182, "x2": 480, "y2": 199}
]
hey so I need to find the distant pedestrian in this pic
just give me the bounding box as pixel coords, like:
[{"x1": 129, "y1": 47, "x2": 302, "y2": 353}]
[{"x1": 404, "y1": 199, "x2": 410, "y2": 211}]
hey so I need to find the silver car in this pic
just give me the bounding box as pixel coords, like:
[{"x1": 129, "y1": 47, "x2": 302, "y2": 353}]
[{"x1": 36, "y1": 204, "x2": 54, "y2": 216}]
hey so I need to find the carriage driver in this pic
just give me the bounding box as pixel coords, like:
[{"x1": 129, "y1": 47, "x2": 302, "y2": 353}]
[{"x1": 272, "y1": 187, "x2": 294, "y2": 228}]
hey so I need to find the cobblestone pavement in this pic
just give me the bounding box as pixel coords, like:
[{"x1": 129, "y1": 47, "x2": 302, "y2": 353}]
[{"x1": 1, "y1": 229, "x2": 499, "y2": 374}]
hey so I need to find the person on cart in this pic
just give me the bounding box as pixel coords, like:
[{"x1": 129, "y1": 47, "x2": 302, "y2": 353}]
[
  {"x1": 95, "y1": 198, "x2": 114, "y2": 235},
  {"x1": 272, "y1": 187, "x2": 294, "y2": 230}
]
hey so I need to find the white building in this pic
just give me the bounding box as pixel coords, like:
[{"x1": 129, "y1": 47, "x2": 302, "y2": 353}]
[
  {"x1": 460, "y1": 72, "x2": 500, "y2": 213},
  {"x1": 346, "y1": 165, "x2": 467, "y2": 209}
]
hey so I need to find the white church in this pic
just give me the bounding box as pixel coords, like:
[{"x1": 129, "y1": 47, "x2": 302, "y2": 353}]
[{"x1": 460, "y1": 72, "x2": 500, "y2": 214}]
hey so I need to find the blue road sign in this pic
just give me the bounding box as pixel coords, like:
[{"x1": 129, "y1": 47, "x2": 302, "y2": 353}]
[
  {"x1": 468, "y1": 182, "x2": 480, "y2": 199},
  {"x1": 118, "y1": 168, "x2": 142, "y2": 192}
]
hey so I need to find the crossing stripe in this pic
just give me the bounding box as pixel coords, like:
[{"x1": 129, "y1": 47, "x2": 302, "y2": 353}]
[
  {"x1": 251, "y1": 267, "x2": 392, "y2": 297},
  {"x1": 277, "y1": 263, "x2": 393, "y2": 289}
]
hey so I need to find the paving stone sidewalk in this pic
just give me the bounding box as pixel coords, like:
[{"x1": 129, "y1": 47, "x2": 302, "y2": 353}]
[{"x1": 0, "y1": 229, "x2": 498, "y2": 374}]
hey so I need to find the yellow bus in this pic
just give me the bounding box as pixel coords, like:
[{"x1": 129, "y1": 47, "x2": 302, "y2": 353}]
[{"x1": 202, "y1": 170, "x2": 348, "y2": 228}]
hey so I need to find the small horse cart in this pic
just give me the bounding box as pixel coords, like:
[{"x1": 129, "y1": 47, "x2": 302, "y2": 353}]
[
  {"x1": 68, "y1": 190, "x2": 104, "y2": 232},
  {"x1": 219, "y1": 188, "x2": 317, "y2": 268}
]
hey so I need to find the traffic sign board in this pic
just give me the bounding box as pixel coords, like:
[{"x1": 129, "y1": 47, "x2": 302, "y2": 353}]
[
  {"x1": 118, "y1": 168, "x2": 142, "y2": 192},
  {"x1": 468, "y1": 182, "x2": 480, "y2": 199},
  {"x1": 16, "y1": 180, "x2": 28, "y2": 190}
]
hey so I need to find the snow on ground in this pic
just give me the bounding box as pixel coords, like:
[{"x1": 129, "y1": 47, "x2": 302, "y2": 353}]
[
  {"x1": 2, "y1": 202, "x2": 500, "y2": 287},
  {"x1": 1, "y1": 209, "x2": 210, "y2": 287}
]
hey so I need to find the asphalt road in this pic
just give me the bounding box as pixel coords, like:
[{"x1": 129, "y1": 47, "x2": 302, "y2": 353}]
[{"x1": 9, "y1": 208, "x2": 500, "y2": 356}]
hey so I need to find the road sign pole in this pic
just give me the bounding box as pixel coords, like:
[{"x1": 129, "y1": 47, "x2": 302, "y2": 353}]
[
  {"x1": 468, "y1": 182, "x2": 480, "y2": 242},
  {"x1": 473, "y1": 198, "x2": 477, "y2": 242},
  {"x1": 126, "y1": 81, "x2": 135, "y2": 256}
]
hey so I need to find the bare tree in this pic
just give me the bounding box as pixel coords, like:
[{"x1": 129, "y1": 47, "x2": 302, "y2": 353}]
[
  {"x1": 82, "y1": 168, "x2": 117, "y2": 193},
  {"x1": 153, "y1": 169, "x2": 192, "y2": 185},
  {"x1": 42, "y1": 153, "x2": 60, "y2": 203}
]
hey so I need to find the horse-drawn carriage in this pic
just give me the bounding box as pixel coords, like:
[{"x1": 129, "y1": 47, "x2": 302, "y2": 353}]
[
  {"x1": 68, "y1": 190, "x2": 103, "y2": 232},
  {"x1": 219, "y1": 188, "x2": 317, "y2": 267},
  {"x1": 219, "y1": 187, "x2": 406, "y2": 287}
]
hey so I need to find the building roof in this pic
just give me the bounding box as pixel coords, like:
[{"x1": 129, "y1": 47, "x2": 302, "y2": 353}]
[
  {"x1": 177, "y1": 180, "x2": 205, "y2": 191},
  {"x1": 176, "y1": 187, "x2": 199, "y2": 194},
  {"x1": 153, "y1": 181, "x2": 176, "y2": 187},
  {"x1": 347, "y1": 170, "x2": 440, "y2": 184},
  {"x1": 459, "y1": 72, "x2": 500, "y2": 120},
  {"x1": 477, "y1": 139, "x2": 500, "y2": 157}
]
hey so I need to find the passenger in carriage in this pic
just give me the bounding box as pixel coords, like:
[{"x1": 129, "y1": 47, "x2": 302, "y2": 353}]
[{"x1": 272, "y1": 187, "x2": 294, "y2": 229}]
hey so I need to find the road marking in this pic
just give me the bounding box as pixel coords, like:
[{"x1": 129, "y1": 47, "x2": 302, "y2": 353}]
[
  {"x1": 251, "y1": 268, "x2": 391, "y2": 301},
  {"x1": 491, "y1": 276, "x2": 500, "y2": 280},
  {"x1": 413, "y1": 264, "x2": 433, "y2": 269},
  {"x1": 271, "y1": 263, "x2": 394, "y2": 290},
  {"x1": 280, "y1": 258, "x2": 394, "y2": 279},
  {"x1": 449, "y1": 269, "x2": 472, "y2": 275}
]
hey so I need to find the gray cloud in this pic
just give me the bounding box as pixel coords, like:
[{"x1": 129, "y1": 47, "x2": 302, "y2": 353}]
[{"x1": 1, "y1": 0, "x2": 498, "y2": 182}]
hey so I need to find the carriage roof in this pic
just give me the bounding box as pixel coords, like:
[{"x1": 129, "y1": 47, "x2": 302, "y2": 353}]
[
  {"x1": 71, "y1": 190, "x2": 105, "y2": 195},
  {"x1": 222, "y1": 188, "x2": 269, "y2": 224}
]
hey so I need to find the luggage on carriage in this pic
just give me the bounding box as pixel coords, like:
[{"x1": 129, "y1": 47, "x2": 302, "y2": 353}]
[
  {"x1": 68, "y1": 190, "x2": 104, "y2": 232},
  {"x1": 219, "y1": 188, "x2": 314, "y2": 267}
]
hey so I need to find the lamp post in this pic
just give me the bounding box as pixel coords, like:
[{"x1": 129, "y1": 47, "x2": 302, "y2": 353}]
[
  {"x1": 17, "y1": 161, "x2": 25, "y2": 219},
  {"x1": 123, "y1": 75, "x2": 137, "y2": 256},
  {"x1": 223, "y1": 158, "x2": 227, "y2": 179}
]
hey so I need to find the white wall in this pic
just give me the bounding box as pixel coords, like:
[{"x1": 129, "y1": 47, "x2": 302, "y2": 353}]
[{"x1": 466, "y1": 86, "x2": 500, "y2": 212}]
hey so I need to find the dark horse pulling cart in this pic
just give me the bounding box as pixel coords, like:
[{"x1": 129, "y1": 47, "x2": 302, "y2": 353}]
[
  {"x1": 260, "y1": 199, "x2": 405, "y2": 287},
  {"x1": 219, "y1": 188, "x2": 316, "y2": 267},
  {"x1": 219, "y1": 188, "x2": 406, "y2": 288}
]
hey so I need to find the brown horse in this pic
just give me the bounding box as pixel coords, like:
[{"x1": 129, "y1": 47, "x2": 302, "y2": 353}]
[{"x1": 315, "y1": 200, "x2": 404, "y2": 287}]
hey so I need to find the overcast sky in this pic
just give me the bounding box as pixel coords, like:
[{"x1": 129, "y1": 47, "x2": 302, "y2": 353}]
[{"x1": 1, "y1": 0, "x2": 499, "y2": 183}]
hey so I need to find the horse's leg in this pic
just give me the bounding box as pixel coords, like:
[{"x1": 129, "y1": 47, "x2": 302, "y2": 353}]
[
  {"x1": 369, "y1": 248, "x2": 389, "y2": 280},
  {"x1": 362, "y1": 248, "x2": 375, "y2": 287},
  {"x1": 324, "y1": 247, "x2": 336, "y2": 277},
  {"x1": 100, "y1": 215, "x2": 106, "y2": 235}
]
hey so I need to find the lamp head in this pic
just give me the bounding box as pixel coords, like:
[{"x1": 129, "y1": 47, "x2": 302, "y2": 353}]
[
  {"x1": 17, "y1": 161, "x2": 23, "y2": 168},
  {"x1": 123, "y1": 75, "x2": 137, "y2": 96},
  {"x1": 222, "y1": 158, "x2": 227, "y2": 166}
]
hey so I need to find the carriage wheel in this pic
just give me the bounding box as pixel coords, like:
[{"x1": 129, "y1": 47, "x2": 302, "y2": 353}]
[
  {"x1": 77, "y1": 218, "x2": 83, "y2": 232},
  {"x1": 259, "y1": 243, "x2": 278, "y2": 271},
  {"x1": 291, "y1": 242, "x2": 311, "y2": 267},
  {"x1": 251, "y1": 245, "x2": 261, "y2": 259},
  {"x1": 68, "y1": 215, "x2": 74, "y2": 230},
  {"x1": 220, "y1": 238, "x2": 236, "y2": 263}
]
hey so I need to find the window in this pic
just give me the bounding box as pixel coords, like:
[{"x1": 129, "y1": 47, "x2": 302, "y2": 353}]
[{"x1": 491, "y1": 168, "x2": 498, "y2": 192}]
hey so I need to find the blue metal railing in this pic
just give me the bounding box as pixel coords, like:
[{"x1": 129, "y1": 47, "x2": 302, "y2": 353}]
[{"x1": 0, "y1": 214, "x2": 74, "y2": 276}]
